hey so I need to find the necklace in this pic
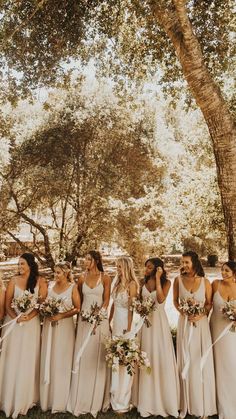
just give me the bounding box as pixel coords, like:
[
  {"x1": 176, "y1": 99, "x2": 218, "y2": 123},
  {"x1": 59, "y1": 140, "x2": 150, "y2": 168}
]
[{"x1": 188, "y1": 276, "x2": 196, "y2": 294}]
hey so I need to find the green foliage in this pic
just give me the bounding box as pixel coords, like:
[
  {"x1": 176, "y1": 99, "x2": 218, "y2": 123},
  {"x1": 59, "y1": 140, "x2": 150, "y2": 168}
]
[
  {"x1": 0, "y1": 79, "x2": 161, "y2": 265},
  {"x1": 0, "y1": 0, "x2": 234, "y2": 101}
]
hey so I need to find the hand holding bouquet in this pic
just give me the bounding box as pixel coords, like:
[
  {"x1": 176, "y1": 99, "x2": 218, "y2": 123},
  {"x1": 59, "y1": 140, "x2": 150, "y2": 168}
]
[
  {"x1": 39, "y1": 296, "x2": 72, "y2": 326},
  {"x1": 179, "y1": 297, "x2": 205, "y2": 327},
  {"x1": 131, "y1": 296, "x2": 156, "y2": 327},
  {"x1": 80, "y1": 302, "x2": 107, "y2": 334},
  {"x1": 11, "y1": 290, "x2": 39, "y2": 324},
  {"x1": 104, "y1": 335, "x2": 151, "y2": 376},
  {"x1": 221, "y1": 301, "x2": 236, "y2": 332}
]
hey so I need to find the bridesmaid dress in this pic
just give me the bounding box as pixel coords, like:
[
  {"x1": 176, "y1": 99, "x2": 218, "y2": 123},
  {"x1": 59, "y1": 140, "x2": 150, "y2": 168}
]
[
  {"x1": 0, "y1": 284, "x2": 40, "y2": 418},
  {"x1": 67, "y1": 274, "x2": 110, "y2": 417},
  {"x1": 137, "y1": 285, "x2": 179, "y2": 417},
  {"x1": 111, "y1": 289, "x2": 133, "y2": 413},
  {"x1": 210, "y1": 283, "x2": 236, "y2": 419},
  {"x1": 40, "y1": 283, "x2": 75, "y2": 412},
  {"x1": 177, "y1": 276, "x2": 217, "y2": 418}
]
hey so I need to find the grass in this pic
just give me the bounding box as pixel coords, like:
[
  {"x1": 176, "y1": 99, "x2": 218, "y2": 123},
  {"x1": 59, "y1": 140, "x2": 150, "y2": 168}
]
[{"x1": 0, "y1": 406, "x2": 219, "y2": 419}]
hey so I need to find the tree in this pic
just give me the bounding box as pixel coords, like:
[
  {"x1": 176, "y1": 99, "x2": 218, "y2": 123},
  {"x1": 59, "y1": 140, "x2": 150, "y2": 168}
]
[
  {"x1": 1, "y1": 0, "x2": 236, "y2": 258},
  {"x1": 1, "y1": 0, "x2": 235, "y2": 257},
  {"x1": 0, "y1": 80, "x2": 161, "y2": 267}
]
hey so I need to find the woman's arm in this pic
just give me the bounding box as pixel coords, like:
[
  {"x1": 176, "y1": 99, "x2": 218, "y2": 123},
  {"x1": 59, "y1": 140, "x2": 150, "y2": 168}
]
[
  {"x1": 0, "y1": 289, "x2": 5, "y2": 321},
  {"x1": 127, "y1": 281, "x2": 138, "y2": 332},
  {"x1": 173, "y1": 276, "x2": 182, "y2": 314},
  {"x1": 204, "y1": 277, "x2": 213, "y2": 316},
  {"x1": 109, "y1": 302, "x2": 114, "y2": 325},
  {"x1": 102, "y1": 274, "x2": 111, "y2": 309},
  {"x1": 77, "y1": 275, "x2": 84, "y2": 306},
  {"x1": 49, "y1": 284, "x2": 81, "y2": 322},
  {"x1": 156, "y1": 268, "x2": 171, "y2": 303},
  {"x1": 5, "y1": 279, "x2": 17, "y2": 319}
]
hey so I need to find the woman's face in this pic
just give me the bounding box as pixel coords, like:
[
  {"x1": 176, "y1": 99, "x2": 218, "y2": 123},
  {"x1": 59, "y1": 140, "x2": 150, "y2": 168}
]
[
  {"x1": 221, "y1": 264, "x2": 235, "y2": 281},
  {"x1": 18, "y1": 257, "x2": 30, "y2": 276},
  {"x1": 181, "y1": 256, "x2": 194, "y2": 275},
  {"x1": 84, "y1": 254, "x2": 95, "y2": 271},
  {"x1": 145, "y1": 261, "x2": 155, "y2": 278},
  {"x1": 54, "y1": 266, "x2": 66, "y2": 282}
]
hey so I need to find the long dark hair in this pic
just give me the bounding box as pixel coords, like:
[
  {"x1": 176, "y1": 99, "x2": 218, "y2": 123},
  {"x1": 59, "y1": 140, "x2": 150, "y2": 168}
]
[
  {"x1": 222, "y1": 260, "x2": 236, "y2": 276},
  {"x1": 144, "y1": 257, "x2": 167, "y2": 287},
  {"x1": 182, "y1": 251, "x2": 205, "y2": 277},
  {"x1": 88, "y1": 250, "x2": 104, "y2": 272},
  {"x1": 20, "y1": 253, "x2": 39, "y2": 293}
]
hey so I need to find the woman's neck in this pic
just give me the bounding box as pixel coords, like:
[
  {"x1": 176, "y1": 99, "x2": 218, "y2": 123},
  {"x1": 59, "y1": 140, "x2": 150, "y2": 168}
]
[{"x1": 56, "y1": 278, "x2": 68, "y2": 287}]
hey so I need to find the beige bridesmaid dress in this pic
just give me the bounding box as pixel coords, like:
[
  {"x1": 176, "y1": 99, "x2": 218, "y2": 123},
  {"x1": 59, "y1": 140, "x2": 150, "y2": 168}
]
[
  {"x1": 177, "y1": 276, "x2": 217, "y2": 418},
  {"x1": 210, "y1": 282, "x2": 236, "y2": 419},
  {"x1": 67, "y1": 275, "x2": 110, "y2": 417},
  {"x1": 40, "y1": 283, "x2": 75, "y2": 412},
  {"x1": 137, "y1": 285, "x2": 180, "y2": 417},
  {"x1": 0, "y1": 284, "x2": 40, "y2": 418}
]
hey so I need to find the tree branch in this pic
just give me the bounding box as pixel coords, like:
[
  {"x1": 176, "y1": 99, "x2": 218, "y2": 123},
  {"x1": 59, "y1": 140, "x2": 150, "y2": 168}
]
[{"x1": 4, "y1": 0, "x2": 48, "y2": 43}]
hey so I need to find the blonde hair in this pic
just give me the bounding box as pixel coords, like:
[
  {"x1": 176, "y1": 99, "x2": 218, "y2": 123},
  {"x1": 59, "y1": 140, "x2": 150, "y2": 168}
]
[
  {"x1": 55, "y1": 261, "x2": 73, "y2": 282},
  {"x1": 114, "y1": 256, "x2": 139, "y2": 294}
]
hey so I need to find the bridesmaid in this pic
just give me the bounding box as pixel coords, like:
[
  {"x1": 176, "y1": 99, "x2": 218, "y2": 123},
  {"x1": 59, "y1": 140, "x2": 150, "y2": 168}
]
[
  {"x1": 0, "y1": 253, "x2": 47, "y2": 418},
  {"x1": 40, "y1": 261, "x2": 80, "y2": 413},
  {"x1": 211, "y1": 261, "x2": 236, "y2": 419},
  {"x1": 137, "y1": 257, "x2": 179, "y2": 418},
  {"x1": 109, "y1": 256, "x2": 139, "y2": 413},
  {"x1": 173, "y1": 250, "x2": 217, "y2": 419},
  {"x1": 68, "y1": 250, "x2": 111, "y2": 417}
]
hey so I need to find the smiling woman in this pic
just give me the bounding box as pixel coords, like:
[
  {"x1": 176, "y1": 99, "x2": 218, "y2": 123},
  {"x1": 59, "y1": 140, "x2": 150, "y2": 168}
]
[
  {"x1": 0, "y1": 253, "x2": 47, "y2": 419},
  {"x1": 173, "y1": 251, "x2": 217, "y2": 419},
  {"x1": 210, "y1": 261, "x2": 236, "y2": 419},
  {"x1": 67, "y1": 250, "x2": 111, "y2": 417},
  {"x1": 40, "y1": 260, "x2": 80, "y2": 413}
]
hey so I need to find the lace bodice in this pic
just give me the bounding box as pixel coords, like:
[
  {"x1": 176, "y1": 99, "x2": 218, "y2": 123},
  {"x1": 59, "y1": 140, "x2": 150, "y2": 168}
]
[{"x1": 112, "y1": 289, "x2": 129, "y2": 309}]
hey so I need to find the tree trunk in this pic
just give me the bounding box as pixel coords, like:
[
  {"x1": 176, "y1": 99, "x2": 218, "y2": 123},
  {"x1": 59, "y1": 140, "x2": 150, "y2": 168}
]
[{"x1": 153, "y1": 0, "x2": 236, "y2": 259}]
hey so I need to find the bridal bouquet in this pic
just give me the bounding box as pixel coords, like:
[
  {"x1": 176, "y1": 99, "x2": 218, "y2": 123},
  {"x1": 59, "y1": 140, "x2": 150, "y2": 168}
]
[
  {"x1": 104, "y1": 336, "x2": 151, "y2": 376},
  {"x1": 11, "y1": 290, "x2": 39, "y2": 314},
  {"x1": 80, "y1": 302, "x2": 107, "y2": 334},
  {"x1": 39, "y1": 296, "x2": 72, "y2": 326},
  {"x1": 221, "y1": 301, "x2": 236, "y2": 332},
  {"x1": 179, "y1": 297, "x2": 205, "y2": 327},
  {"x1": 131, "y1": 296, "x2": 156, "y2": 327}
]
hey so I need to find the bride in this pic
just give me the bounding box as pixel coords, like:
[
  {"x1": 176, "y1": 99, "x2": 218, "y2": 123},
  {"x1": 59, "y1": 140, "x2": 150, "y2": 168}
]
[{"x1": 109, "y1": 256, "x2": 139, "y2": 413}]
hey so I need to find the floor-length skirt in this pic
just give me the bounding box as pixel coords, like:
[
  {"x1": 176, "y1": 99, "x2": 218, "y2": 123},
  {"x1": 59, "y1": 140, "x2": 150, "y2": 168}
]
[{"x1": 0, "y1": 315, "x2": 40, "y2": 418}]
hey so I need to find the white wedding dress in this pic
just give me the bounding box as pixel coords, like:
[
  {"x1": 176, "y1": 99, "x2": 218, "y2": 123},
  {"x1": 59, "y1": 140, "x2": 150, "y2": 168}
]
[{"x1": 111, "y1": 289, "x2": 133, "y2": 412}]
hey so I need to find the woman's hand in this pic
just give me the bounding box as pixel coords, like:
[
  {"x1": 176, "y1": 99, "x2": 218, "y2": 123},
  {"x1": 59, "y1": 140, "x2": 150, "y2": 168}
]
[
  {"x1": 48, "y1": 313, "x2": 63, "y2": 322},
  {"x1": 188, "y1": 313, "x2": 205, "y2": 323},
  {"x1": 17, "y1": 313, "x2": 30, "y2": 323},
  {"x1": 156, "y1": 267, "x2": 163, "y2": 280}
]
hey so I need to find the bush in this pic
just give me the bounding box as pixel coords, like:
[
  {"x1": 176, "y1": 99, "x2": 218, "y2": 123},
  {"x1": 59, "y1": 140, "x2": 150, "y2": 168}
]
[{"x1": 207, "y1": 254, "x2": 218, "y2": 267}]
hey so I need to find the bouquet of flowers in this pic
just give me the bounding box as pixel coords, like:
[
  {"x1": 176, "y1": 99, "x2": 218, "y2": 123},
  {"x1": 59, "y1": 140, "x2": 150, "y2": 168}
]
[
  {"x1": 220, "y1": 301, "x2": 236, "y2": 332},
  {"x1": 11, "y1": 290, "x2": 39, "y2": 314},
  {"x1": 80, "y1": 302, "x2": 107, "y2": 334},
  {"x1": 131, "y1": 296, "x2": 156, "y2": 327},
  {"x1": 179, "y1": 297, "x2": 205, "y2": 327},
  {"x1": 104, "y1": 336, "x2": 151, "y2": 376},
  {"x1": 39, "y1": 296, "x2": 72, "y2": 326}
]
